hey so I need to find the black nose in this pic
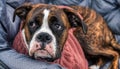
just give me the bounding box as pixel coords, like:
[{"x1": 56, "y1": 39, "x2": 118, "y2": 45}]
[{"x1": 36, "y1": 32, "x2": 52, "y2": 44}]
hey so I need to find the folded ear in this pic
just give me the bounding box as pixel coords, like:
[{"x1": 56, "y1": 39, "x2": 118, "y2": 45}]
[
  {"x1": 13, "y1": 3, "x2": 33, "y2": 22},
  {"x1": 58, "y1": 6, "x2": 88, "y2": 34}
]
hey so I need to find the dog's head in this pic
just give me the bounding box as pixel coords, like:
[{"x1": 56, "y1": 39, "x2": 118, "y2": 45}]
[{"x1": 13, "y1": 3, "x2": 87, "y2": 61}]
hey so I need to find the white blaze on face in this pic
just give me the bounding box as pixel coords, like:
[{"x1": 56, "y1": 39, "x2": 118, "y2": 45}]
[{"x1": 28, "y1": 9, "x2": 57, "y2": 57}]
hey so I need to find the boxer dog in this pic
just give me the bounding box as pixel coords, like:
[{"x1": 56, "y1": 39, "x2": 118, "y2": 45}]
[{"x1": 13, "y1": 3, "x2": 120, "y2": 69}]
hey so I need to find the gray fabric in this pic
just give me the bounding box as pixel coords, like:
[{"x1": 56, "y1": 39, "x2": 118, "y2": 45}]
[
  {"x1": 51, "y1": 0, "x2": 91, "y2": 7},
  {"x1": 0, "y1": 0, "x2": 120, "y2": 69},
  {"x1": 91, "y1": 0, "x2": 120, "y2": 35},
  {"x1": 0, "y1": 60, "x2": 9, "y2": 69},
  {"x1": 6, "y1": 0, "x2": 25, "y2": 8}
]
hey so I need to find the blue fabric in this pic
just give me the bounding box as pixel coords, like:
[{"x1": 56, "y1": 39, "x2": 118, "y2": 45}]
[
  {"x1": 0, "y1": 0, "x2": 120, "y2": 69},
  {"x1": 90, "y1": 0, "x2": 120, "y2": 41}
]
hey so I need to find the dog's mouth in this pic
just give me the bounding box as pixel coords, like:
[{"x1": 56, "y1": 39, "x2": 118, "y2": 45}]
[
  {"x1": 32, "y1": 49, "x2": 55, "y2": 61},
  {"x1": 29, "y1": 41, "x2": 56, "y2": 60},
  {"x1": 33, "y1": 49, "x2": 54, "y2": 59}
]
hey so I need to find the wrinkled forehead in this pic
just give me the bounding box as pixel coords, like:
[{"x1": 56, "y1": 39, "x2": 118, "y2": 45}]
[{"x1": 26, "y1": 5, "x2": 64, "y2": 22}]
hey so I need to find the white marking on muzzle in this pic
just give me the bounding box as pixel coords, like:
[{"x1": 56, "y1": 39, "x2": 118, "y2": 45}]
[{"x1": 29, "y1": 9, "x2": 57, "y2": 57}]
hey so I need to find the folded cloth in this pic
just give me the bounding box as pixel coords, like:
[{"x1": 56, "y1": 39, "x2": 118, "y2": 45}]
[
  {"x1": 54, "y1": 28, "x2": 88, "y2": 69},
  {"x1": 13, "y1": 22, "x2": 88, "y2": 69}
]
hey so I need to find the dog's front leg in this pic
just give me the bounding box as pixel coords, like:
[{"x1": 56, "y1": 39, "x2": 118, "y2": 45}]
[{"x1": 88, "y1": 48, "x2": 119, "y2": 69}]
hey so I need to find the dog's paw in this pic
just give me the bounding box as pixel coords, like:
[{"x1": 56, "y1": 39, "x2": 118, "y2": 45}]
[{"x1": 89, "y1": 65, "x2": 100, "y2": 69}]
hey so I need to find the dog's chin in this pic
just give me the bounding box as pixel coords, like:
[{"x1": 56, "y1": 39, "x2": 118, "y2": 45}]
[
  {"x1": 32, "y1": 50, "x2": 61, "y2": 62},
  {"x1": 34, "y1": 50, "x2": 52, "y2": 58},
  {"x1": 32, "y1": 50, "x2": 54, "y2": 61}
]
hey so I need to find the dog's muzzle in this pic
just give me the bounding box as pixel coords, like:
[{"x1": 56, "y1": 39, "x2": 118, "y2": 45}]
[
  {"x1": 29, "y1": 32, "x2": 56, "y2": 59},
  {"x1": 36, "y1": 32, "x2": 52, "y2": 49}
]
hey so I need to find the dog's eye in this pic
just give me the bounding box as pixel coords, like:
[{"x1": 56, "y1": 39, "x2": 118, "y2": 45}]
[
  {"x1": 28, "y1": 21, "x2": 39, "y2": 34},
  {"x1": 55, "y1": 24, "x2": 62, "y2": 30},
  {"x1": 29, "y1": 21, "x2": 39, "y2": 30},
  {"x1": 50, "y1": 16, "x2": 63, "y2": 30},
  {"x1": 29, "y1": 21, "x2": 36, "y2": 28}
]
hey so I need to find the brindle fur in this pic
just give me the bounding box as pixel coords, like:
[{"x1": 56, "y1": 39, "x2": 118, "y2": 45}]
[
  {"x1": 13, "y1": 3, "x2": 120, "y2": 69},
  {"x1": 71, "y1": 6, "x2": 120, "y2": 69}
]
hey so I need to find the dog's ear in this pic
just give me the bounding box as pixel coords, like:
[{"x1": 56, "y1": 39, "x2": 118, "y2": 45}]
[
  {"x1": 59, "y1": 6, "x2": 88, "y2": 34},
  {"x1": 13, "y1": 3, "x2": 33, "y2": 22}
]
